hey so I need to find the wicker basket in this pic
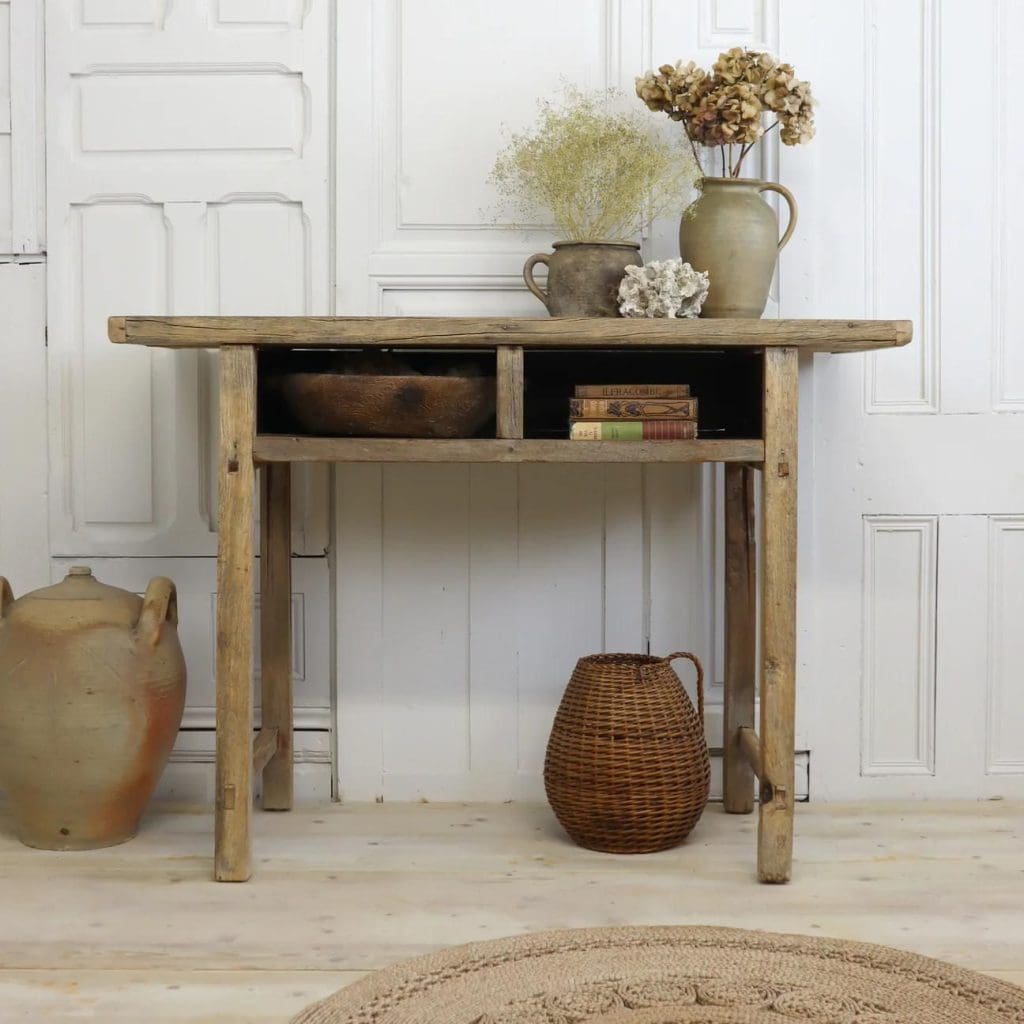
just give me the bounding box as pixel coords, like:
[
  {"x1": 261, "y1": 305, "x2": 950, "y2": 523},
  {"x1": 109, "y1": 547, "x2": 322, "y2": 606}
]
[{"x1": 544, "y1": 652, "x2": 710, "y2": 854}]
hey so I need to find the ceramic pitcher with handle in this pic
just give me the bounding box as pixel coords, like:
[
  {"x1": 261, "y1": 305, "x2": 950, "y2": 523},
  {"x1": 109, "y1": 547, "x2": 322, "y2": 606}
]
[
  {"x1": 0, "y1": 568, "x2": 186, "y2": 849},
  {"x1": 523, "y1": 240, "x2": 642, "y2": 317},
  {"x1": 679, "y1": 177, "x2": 798, "y2": 318}
]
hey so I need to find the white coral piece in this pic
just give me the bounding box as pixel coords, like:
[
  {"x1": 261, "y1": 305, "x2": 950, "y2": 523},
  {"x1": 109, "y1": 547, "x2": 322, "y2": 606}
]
[{"x1": 617, "y1": 259, "x2": 710, "y2": 318}]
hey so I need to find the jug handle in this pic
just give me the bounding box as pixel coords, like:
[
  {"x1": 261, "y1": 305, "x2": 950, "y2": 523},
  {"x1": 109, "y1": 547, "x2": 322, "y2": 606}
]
[
  {"x1": 758, "y1": 182, "x2": 798, "y2": 251},
  {"x1": 0, "y1": 578, "x2": 13, "y2": 619},
  {"x1": 523, "y1": 253, "x2": 551, "y2": 311},
  {"x1": 137, "y1": 577, "x2": 178, "y2": 647},
  {"x1": 664, "y1": 651, "x2": 705, "y2": 724}
]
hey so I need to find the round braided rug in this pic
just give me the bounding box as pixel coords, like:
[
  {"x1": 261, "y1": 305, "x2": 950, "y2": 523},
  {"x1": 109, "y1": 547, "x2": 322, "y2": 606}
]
[{"x1": 291, "y1": 926, "x2": 1024, "y2": 1024}]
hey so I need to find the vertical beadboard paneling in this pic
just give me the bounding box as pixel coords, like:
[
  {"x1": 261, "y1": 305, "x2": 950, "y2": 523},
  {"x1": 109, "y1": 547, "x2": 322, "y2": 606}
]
[
  {"x1": 467, "y1": 466, "x2": 520, "y2": 787},
  {"x1": 861, "y1": 516, "x2": 937, "y2": 775},
  {"x1": 380, "y1": 465, "x2": 472, "y2": 784},
  {"x1": 986, "y1": 517, "x2": 1024, "y2": 774},
  {"x1": 603, "y1": 464, "x2": 646, "y2": 652},
  {"x1": 335, "y1": 465, "x2": 386, "y2": 801},
  {"x1": 647, "y1": 467, "x2": 713, "y2": 662},
  {"x1": 516, "y1": 466, "x2": 606, "y2": 778},
  {"x1": 864, "y1": 0, "x2": 939, "y2": 413}
]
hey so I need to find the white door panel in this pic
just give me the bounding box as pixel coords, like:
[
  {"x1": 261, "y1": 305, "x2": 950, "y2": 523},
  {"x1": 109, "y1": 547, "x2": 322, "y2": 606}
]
[
  {"x1": 45, "y1": 0, "x2": 330, "y2": 557},
  {"x1": 782, "y1": 0, "x2": 1024, "y2": 798}
]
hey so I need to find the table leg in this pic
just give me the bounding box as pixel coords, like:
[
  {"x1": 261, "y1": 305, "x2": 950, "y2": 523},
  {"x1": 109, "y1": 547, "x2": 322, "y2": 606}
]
[
  {"x1": 758, "y1": 346, "x2": 798, "y2": 883},
  {"x1": 215, "y1": 346, "x2": 256, "y2": 882},
  {"x1": 723, "y1": 463, "x2": 756, "y2": 814},
  {"x1": 260, "y1": 461, "x2": 293, "y2": 810}
]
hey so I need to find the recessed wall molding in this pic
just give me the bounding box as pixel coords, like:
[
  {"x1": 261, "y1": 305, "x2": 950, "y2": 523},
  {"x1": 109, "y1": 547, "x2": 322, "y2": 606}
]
[
  {"x1": 985, "y1": 516, "x2": 1024, "y2": 774},
  {"x1": 212, "y1": 0, "x2": 307, "y2": 30},
  {"x1": 990, "y1": 2, "x2": 1021, "y2": 412},
  {"x1": 47, "y1": 0, "x2": 331, "y2": 557},
  {"x1": 861, "y1": 515, "x2": 938, "y2": 776},
  {"x1": 864, "y1": 0, "x2": 940, "y2": 414},
  {"x1": 80, "y1": 0, "x2": 169, "y2": 29},
  {"x1": 366, "y1": 0, "x2": 651, "y2": 250},
  {"x1": 698, "y1": 0, "x2": 777, "y2": 51},
  {"x1": 75, "y1": 69, "x2": 304, "y2": 156}
]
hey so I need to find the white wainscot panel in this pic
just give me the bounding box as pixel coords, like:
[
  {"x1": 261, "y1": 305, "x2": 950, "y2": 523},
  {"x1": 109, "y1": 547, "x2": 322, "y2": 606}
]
[
  {"x1": 986, "y1": 518, "x2": 1024, "y2": 773},
  {"x1": 861, "y1": 516, "x2": 937, "y2": 775},
  {"x1": 213, "y1": 0, "x2": 304, "y2": 27},
  {"x1": 864, "y1": 0, "x2": 938, "y2": 413},
  {"x1": 698, "y1": 0, "x2": 772, "y2": 49},
  {"x1": 75, "y1": 201, "x2": 165, "y2": 526},
  {"x1": 50, "y1": 555, "x2": 332, "y2": 727},
  {"x1": 209, "y1": 199, "x2": 308, "y2": 314},
  {"x1": 77, "y1": 71, "x2": 304, "y2": 155},
  {"x1": 516, "y1": 465, "x2": 606, "y2": 777},
  {"x1": 396, "y1": 0, "x2": 605, "y2": 231},
  {"x1": 993, "y1": 3, "x2": 1024, "y2": 410},
  {"x1": 380, "y1": 465, "x2": 471, "y2": 780},
  {"x1": 80, "y1": 0, "x2": 169, "y2": 27}
]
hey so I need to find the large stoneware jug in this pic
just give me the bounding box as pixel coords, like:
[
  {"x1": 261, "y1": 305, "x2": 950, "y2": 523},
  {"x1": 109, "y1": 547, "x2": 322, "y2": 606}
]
[
  {"x1": 0, "y1": 568, "x2": 186, "y2": 849},
  {"x1": 679, "y1": 177, "x2": 797, "y2": 318}
]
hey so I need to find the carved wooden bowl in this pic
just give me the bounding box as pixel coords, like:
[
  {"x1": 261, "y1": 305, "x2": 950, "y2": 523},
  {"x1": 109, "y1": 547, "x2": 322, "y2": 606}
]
[{"x1": 279, "y1": 372, "x2": 496, "y2": 438}]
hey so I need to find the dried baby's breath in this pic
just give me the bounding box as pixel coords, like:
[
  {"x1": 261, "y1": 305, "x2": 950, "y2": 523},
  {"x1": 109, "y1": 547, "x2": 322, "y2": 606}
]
[
  {"x1": 489, "y1": 87, "x2": 700, "y2": 241},
  {"x1": 637, "y1": 48, "x2": 815, "y2": 177}
]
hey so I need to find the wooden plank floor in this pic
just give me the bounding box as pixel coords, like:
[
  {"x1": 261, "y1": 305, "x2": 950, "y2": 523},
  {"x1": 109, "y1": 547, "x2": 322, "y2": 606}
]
[{"x1": 0, "y1": 800, "x2": 1021, "y2": 1022}]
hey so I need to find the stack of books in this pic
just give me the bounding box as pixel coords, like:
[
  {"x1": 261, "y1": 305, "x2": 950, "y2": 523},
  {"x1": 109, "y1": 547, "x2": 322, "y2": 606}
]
[{"x1": 568, "y1": 384, "x2": 697, "y2": 440}]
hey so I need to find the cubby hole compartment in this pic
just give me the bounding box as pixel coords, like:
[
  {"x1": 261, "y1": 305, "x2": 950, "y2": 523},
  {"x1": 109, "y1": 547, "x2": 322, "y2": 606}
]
[
  {"x1": 257, "y1": 348, "x2": 498, "y2": 437},
  {"x1": 522, "y1": 349, "x2": 763, "y2": 439}
]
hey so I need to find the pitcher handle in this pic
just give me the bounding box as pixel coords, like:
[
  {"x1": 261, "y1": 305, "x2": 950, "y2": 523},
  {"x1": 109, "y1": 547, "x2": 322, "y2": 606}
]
[
  {"x1": 0, "y1": 578, "x2": 13, "y2": 619},
  {"x1": 664, "y1": 651, "x2": 705, "y2": 724},
  {"x1": 523, "y1": 253, "x2": 551, "y2": 311},
  {"x1": 137, "y1": 576, "x2": 178, "y2": 647},
  {"x1": 758, "y1": 182, "x2": 798, "y2": 251}
]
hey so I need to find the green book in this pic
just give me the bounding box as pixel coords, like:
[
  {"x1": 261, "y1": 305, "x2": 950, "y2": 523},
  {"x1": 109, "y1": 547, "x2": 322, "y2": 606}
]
[{"x1": 569, "y1": 420, "x2": 697, "y2": 441}]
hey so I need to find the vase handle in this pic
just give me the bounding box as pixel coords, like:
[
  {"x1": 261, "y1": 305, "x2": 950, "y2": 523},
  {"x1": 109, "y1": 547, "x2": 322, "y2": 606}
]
[
  {"x1": 758, "y1": 182, "x2": 798, "y2": 252},
  {"x1": 523, "y1": 253, "x2": 551, "y2": 311},
  {"x1": 137, "y1": 576, "x2": 178, "y2": 647},
  {"x1": 0, "y1": 577, "x2": 13, "y2": 619},
  {"x1": 664, "y1": 651, "x2": 705, "y2": 724}
]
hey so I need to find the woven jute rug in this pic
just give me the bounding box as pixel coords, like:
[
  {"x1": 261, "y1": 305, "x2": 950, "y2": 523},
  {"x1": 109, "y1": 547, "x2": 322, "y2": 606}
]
[{"x1": 291, "y1": 925, "x2": 1024, "y2": 1023}]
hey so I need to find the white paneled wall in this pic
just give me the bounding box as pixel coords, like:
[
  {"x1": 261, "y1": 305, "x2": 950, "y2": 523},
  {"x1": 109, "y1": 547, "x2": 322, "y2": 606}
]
[
  {"x1": 45, "y1": 1, "x2": 331, "y2": 557},
  {"x1": 784, "y1": 0, "x2": 1024, "y2": 799},
  {"x1": 333, "y1": 0, "x2": 767, "y2": 801},
  {"x1": 0, "y1": 0, "x2": 1020, "y2": 803},
  {"x1": 37, "y1": 1, "x2": 334, "y2": 792}
]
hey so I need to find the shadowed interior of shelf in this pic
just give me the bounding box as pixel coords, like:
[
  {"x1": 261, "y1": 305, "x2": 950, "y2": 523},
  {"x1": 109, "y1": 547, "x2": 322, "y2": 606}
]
[{"x1": 257, "y1": 347, "x2": 763, "y2": 441}]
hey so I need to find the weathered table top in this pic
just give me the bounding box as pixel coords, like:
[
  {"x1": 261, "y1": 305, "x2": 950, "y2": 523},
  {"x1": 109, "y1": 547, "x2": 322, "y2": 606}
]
[{"x1": 108, "y1": 316, "x2": 912, "y2": 354}]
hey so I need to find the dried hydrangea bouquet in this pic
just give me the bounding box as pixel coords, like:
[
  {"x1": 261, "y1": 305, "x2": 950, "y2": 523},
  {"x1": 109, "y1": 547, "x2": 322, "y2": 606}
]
[
  {"x1": 490, "y1": 87, "x2": 699, "y2": 316},
  {"x1": 636, "y1": 49, "x2": 816, "y2": 318}
]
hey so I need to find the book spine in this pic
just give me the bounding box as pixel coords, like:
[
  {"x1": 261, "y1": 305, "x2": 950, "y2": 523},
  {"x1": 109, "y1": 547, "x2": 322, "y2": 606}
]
[
  {"x1": 574, "y1": 384, "x2": 690, "y2": 398},
  {"x1": 568, "y1": 398, "x2": 698, "y2": 419},
  {"x1": 570, "y1": 420, "x2": 698, "y2": 440}
]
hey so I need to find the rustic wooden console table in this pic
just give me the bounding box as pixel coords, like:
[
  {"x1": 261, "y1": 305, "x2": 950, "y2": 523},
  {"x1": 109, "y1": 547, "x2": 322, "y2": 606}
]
[{"x1": 109, "y1": 315, "x2": 911, "y2": 883}]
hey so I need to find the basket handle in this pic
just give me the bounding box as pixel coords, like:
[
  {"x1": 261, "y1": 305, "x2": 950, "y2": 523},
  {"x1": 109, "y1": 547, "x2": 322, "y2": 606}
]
[{"x1": 664, "y1": 651, "x2": 705, "y2": 724}]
